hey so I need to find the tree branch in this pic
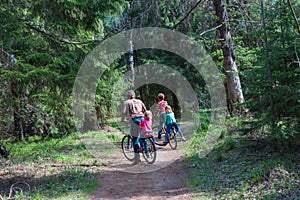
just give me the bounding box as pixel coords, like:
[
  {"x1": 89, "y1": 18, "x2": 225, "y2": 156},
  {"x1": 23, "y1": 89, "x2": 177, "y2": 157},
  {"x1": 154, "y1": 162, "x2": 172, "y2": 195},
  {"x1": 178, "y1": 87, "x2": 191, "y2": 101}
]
[
  {"x1": 200, "y1": 24, "x2": 223, "y2": 36},
  {"x1": 294, "y1": 40, "x2": 300, "y2": 68},
  {"x1": 287, "y1": 0, "x2": 300, "y2": 36},
  {"x1": 25, "y1": 19, "x2": 130, "y2": 46},
  {"x1": 26, "y1": 23, "x2": 105, "y2": 46},
  {"x1": 25, "y1": 0, "x2": 205, "y2": 44},
  {"x1": 8, "y1": 182, "x2": 31, "y2": 199},
  {"x1": 172, "y1": 0, "x2": 204, "y2": 30}
]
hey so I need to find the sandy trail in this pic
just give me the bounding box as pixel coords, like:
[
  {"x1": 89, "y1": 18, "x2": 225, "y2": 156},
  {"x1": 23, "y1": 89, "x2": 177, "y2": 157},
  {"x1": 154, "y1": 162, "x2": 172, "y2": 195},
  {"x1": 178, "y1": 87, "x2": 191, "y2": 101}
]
[{"x1": 88, "y1": 123, "x2": 195, "y2": 200}]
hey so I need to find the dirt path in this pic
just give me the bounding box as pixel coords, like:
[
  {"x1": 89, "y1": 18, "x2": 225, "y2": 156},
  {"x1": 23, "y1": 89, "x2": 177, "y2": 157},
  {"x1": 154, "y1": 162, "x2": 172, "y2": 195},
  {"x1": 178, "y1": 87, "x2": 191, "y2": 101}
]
[{"x1": 88, "y1": 124, "x2": 195, "y2": 200}]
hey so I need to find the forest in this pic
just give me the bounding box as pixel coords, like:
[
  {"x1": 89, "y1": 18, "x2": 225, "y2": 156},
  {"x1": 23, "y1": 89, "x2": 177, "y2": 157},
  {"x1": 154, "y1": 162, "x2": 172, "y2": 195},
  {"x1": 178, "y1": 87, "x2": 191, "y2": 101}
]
[{"x1": 0, "y1": 0, "x2": 299, "y2": 199}]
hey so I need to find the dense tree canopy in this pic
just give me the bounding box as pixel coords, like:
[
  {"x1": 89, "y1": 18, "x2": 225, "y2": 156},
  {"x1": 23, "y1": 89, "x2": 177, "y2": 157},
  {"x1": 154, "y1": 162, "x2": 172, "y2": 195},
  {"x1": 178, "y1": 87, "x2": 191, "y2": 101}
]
[
  {"x1": 0, "y1": 0, "x2": 299, "y2": 145},
  {"x1": 0, "y1": 0, "x2": 128, "y2": 140}
]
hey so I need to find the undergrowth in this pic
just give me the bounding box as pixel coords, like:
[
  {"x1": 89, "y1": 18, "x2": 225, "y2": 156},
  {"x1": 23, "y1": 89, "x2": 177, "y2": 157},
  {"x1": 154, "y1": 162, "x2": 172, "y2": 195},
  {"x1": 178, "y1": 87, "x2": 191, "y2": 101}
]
[
  {"x1": 184, "y1": 115, "x2": 300, "y2": 200},
  {"x1": 0, "y1": 130, "x2": 121, "y2": 200}
]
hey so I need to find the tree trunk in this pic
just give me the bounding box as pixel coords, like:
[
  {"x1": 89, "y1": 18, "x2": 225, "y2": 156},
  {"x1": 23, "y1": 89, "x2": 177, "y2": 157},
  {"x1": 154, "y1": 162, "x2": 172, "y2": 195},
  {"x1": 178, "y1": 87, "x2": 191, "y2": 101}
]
[
  {"x1": 11, "y1": 83, "x2": 24, "y2": 141},
  {"x1": 213, "y1": 0, "x2": 247, "y2": 115},
  {"x1": 129, "y1": 33, "x2": 135, "y2": 82},
  {"x1": 261, "y1": 0, "x2": 275, "y2": 127}
]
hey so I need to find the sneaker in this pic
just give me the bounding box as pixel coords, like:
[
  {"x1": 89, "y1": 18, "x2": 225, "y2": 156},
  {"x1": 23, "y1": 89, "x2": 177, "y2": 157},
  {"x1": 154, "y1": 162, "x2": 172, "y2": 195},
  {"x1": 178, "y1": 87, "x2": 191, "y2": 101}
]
[
  {"x1": 132, "y1": 158, "x2": 141, "y2": 165},
  {"x1": 132, "y1": 154, "x2": 141, "y2": 165},
  {"x1": 162, "y1": 141, "x2": 169, "y2": 146},
  {"x1": 137, "y1": 147, "x2": 144, "y2": 152},
  {"x1": 182, "y1": 136, "x2": 186, "y2": 141}
]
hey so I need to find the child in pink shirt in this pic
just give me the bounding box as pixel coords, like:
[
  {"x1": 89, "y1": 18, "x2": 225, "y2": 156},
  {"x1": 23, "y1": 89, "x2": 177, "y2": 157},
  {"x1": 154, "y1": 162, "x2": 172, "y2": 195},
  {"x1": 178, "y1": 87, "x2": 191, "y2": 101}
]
[
  {"x1": 139, "y1": 110, "x2": 152, "y2": 134},
  {"x1": 138, "y1": 110, "x2": 155, "y2": 153}
]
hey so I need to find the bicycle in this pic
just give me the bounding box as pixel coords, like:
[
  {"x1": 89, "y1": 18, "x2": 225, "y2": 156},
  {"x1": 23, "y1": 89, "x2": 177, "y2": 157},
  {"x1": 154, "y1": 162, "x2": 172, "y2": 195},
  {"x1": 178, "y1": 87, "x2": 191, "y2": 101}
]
[
  {"x1": 154, "y1": 125, "x2": 178, "y2": 150},
  {"x1": 121, "y1": 133, "x2": 156, "y2": 164}
]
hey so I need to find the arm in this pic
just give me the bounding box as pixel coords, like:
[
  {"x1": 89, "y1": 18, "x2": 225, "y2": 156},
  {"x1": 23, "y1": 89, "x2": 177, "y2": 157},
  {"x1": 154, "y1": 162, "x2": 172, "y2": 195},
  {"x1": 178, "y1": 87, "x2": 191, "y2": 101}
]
[
  {"x1": 121, "y1": 102, "x2": 127, "y2": 122},
  {"x1": 142, "y1": 102, "x2": 147, "y2": 113},
  {"x1": 164, "y1": 114, "x2": 168, "y2": 126},
  {"x1": 153, "y1": 103, "x2": 160, "y2": 116},
  {"x1": 139, "y1": 120, "x2": 144, "y2": 128}
]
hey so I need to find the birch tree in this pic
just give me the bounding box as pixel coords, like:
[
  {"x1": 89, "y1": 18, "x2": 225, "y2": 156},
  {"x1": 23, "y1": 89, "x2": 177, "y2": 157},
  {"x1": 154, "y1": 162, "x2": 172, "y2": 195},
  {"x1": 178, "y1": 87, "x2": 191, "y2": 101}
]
[{"x1": 213, "y1": 0, "x2": 247, "y2": 115}]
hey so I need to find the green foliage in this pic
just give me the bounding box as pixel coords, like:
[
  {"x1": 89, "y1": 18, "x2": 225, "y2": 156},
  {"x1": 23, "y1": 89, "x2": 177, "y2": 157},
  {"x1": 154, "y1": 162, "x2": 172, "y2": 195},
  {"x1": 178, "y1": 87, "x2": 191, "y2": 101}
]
[
  {"x1": 8, "y1": 168, "x2": 99, "y2": 200},
  {"x1": 0, "y1": 133, "x2": 103, "y2": 200},
  {"x1": 185, "y1": 136, "x2": 300, "y2": 199},
  {"x1": 0, "y1": 0, "x2": 129, "y2": 140},
  {"x1": 10, "y1": 134, "x2": 81, "y2": 162},
  {"x1": 240, "y1": 0, "x2": 300, "y2": 141},
  {"x1": 41, "y1": 168, "x2": 99, "y2": 200},
  {"x1": 95, "y1": 64, "x2": 128, "y2": 126}
]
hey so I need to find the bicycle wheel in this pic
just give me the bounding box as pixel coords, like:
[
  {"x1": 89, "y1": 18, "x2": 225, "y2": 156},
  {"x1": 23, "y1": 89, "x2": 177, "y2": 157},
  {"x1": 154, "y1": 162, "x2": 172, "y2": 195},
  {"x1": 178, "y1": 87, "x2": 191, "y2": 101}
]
[
  {"x1": 121, "y1": 135, "x2": 135, "y2": 161},
  {"x1": 143, "y1": 137, "x2": 156, "y2": 164},
  {"x1": 168, "y1": 127, "x2": 177, "y2": 150}
]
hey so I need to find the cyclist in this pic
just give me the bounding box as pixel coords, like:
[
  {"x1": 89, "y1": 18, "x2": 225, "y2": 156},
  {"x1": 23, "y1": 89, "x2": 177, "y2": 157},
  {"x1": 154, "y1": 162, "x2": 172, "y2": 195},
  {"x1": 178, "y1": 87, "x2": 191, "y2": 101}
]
[
  {"x1": 163, "y1": 105, "x2": 186, "y2": 145},
  {"x1": 121, "y1": 90, "x2": 146, "y2": 164},
  {"x1": 139, "y1": 110, "x2": 156, "y2": 157},
  {"x1": 153, "y1": 93, "x2": 168, "y2": 139}
]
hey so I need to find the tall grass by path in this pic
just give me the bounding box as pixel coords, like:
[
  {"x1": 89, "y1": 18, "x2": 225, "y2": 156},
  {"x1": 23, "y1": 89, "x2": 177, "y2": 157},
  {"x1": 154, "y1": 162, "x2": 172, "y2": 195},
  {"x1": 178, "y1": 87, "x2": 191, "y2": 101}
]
[{"x1": 184, "y1": 135, "x2": 300, "y2": 200}]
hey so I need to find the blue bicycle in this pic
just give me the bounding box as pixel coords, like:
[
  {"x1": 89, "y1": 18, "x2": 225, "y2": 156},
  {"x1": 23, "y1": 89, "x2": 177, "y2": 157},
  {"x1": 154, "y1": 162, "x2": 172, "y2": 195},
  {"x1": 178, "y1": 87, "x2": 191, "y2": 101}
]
[
  {"x1": 154, "y1": 125, "x2": 178, "y2": 150},
  {"x1": 121, "y1": 133, "x2": 156, "y2": 164}
]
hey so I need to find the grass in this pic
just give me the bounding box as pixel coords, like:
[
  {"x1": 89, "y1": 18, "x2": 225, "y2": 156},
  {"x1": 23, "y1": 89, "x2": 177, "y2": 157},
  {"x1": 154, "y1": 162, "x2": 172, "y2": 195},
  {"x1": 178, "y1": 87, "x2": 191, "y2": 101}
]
[
  {"x1": 184, "y1": 135, "x2": 300, "y2": 199},
  {"x1": 0, "y1": 130, "x2": 121, "y2": 200},
  {"x1": 182, "y1": 111, "x2": 300, "y2": 199},
  {"x1": 11, "y1": 168, "x2": 99, "y2": 200}
]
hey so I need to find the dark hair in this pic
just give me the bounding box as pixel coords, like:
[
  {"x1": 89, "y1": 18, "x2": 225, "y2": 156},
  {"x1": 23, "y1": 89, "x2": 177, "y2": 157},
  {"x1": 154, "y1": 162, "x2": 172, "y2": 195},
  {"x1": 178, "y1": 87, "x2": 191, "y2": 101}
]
[{"x1": 157, "y1": 93, "x2": 165, "y2": 101}]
